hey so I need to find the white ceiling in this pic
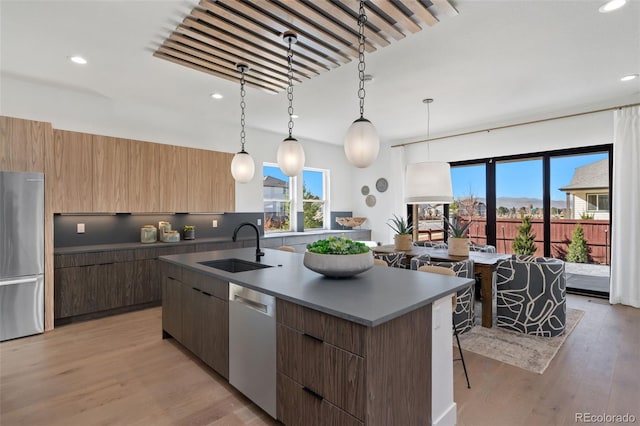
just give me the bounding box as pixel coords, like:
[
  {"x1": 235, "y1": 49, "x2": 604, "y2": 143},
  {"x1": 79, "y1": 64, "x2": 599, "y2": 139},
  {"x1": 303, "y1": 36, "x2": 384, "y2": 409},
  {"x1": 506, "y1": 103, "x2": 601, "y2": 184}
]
[{"x1": 1, "y1": 0, "x2": 639, "y2": 147}]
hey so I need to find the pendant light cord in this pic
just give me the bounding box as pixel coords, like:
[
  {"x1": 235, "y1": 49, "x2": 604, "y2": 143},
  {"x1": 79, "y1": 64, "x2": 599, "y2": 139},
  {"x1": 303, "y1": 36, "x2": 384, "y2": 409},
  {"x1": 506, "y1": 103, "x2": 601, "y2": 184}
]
[
  {"x1": 239, "y1": 68, "x2": 246, "y2": 152},
  {"x1": 357, "y1": 0, "x2": 367, "y2": 119},
  {"x1": 287, "y1": 37, "x2": 295, "y2": 138}
]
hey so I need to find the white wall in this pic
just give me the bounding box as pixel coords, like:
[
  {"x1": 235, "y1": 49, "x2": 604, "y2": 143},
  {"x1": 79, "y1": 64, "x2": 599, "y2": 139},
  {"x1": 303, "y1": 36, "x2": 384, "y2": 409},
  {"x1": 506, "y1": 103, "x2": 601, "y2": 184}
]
[{"x1": 0, "y1": 73, "x2": 354, "y2": 215}]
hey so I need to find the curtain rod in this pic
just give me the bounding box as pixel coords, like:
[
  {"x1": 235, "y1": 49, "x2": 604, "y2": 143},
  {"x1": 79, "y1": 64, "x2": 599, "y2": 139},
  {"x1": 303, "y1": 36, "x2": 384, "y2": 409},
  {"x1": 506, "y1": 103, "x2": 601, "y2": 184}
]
[{"x1": 391, "y1": 102, "x2": 640, "y2": 148}]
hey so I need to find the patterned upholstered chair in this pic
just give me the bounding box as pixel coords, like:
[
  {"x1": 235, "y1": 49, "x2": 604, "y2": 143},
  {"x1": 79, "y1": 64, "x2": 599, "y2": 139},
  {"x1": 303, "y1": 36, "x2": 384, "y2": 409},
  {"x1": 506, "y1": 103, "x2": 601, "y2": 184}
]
[
  {"x1": 411, "y1": 257, "x2": 476, "y2": 334},
  {"x1": 373, "y1": 252, "x2": 406, "y2": 268},
  {"x1": 496, "y1": 255, "x2": 566, "y2": 337},
  {"x1": 469, "y1": 243, "x2": 496, "y2": 253},
  {"x1": 413, "y1": 241, "x2": 448, "y2": 249}
]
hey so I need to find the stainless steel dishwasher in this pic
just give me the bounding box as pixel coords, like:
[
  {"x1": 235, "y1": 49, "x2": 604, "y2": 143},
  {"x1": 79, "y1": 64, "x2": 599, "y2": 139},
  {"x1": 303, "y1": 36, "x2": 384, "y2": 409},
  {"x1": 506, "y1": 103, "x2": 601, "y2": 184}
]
[{"x1": 228, "y1": 283, "x2": 276, "y2": 418}]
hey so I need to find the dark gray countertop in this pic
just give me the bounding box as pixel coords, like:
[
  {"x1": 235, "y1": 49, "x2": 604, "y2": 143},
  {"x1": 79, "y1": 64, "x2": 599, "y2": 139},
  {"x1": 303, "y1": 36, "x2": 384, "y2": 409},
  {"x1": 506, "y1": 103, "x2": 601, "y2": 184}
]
[
  {"x1": 159, "y1": 248, "x2": 473, "y2": 327},
  {"x1": 54, "y1": 230, "x2": 368, "y2": 255}
]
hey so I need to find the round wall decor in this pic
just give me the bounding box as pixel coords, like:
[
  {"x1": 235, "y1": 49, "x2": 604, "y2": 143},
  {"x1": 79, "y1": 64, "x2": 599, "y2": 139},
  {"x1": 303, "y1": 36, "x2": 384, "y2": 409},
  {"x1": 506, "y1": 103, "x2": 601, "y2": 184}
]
[
  {"x1": 365, "y1": 194, "x2": 376, "y2": 207},
  {"x1": 361, "y1": 185, "x2": 370, "y2": 195},
  {"x1": 376, "y1": 177, "x2": 388, "y2": 192}
]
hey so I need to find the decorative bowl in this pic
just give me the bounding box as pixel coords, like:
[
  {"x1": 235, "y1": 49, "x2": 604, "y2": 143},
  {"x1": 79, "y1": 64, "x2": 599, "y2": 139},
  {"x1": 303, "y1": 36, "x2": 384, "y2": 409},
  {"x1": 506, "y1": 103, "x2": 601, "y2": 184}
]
[
  {"x1": 303, "y1": 251, "x2": 374, "y2": 278},
  {"x1": 335, "y1": 217, "x2": 367, "y2": 228}
]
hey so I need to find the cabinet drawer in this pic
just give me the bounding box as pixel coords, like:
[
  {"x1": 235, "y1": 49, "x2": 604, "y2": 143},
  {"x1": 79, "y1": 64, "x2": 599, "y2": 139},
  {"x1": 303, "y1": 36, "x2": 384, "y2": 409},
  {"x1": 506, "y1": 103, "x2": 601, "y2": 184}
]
[
  {"x1": 277, "y1": 373, "x2": 363, "y2": 426},
  {"x1": 160, "y1": 262, "x2": 182, "y2": 281},
  {"x1": 182, "y1": 268, "x2": 227, "y2": 300},
  {"x1": 277, "y1": 299, "x2": 366, "y2": 356},
  {"x1": 277, "y1": 324, "x2": 365, "y2": 420}
]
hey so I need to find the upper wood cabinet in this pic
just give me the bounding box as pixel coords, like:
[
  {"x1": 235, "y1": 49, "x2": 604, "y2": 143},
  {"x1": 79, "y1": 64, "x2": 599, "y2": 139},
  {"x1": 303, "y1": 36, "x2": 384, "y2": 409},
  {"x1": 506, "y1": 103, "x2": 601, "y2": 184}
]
[
  {"x1": 157, "y1": 144, "x2": 188, "y2": 212},
  {"x1": 51, "y1": 130, "x2": 93, "y2": 213},
  {"x1": 187, "y1": 148, "x2": 234, "y2": 213},
  {"x1": 93, "y1": 135, "x2": 129, "y2": 212},
  {"x1": 0, "y1": 116, "x2": 51, "y2": 172},
  {"x1": 128, "y1": 140, "x2": 159, "y2": 212}
]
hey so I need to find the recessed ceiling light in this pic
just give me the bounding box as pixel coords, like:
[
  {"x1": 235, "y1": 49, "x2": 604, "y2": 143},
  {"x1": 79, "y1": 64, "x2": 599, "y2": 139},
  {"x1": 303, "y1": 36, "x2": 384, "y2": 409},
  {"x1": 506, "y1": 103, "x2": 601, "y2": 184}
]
[
  {"x1": 620, "y1": 74, "x2": 638, "y2": 82},
  {"x1": 599, "y1": 0, "x2": 626, "y2": 13},
  {"x1": 69, "y1": 55, "x2": 87, "y2": 65},
  {"x1": 291, "y1": 114, "x2": 299, "y2": 119},
  {"x1": 210, "y1": 93, "x2": 223, "y2": 99}
]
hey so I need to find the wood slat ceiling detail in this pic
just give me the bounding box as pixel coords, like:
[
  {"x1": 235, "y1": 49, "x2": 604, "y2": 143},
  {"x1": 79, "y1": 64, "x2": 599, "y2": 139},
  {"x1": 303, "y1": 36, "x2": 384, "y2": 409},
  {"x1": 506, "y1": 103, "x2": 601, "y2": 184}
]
[{"x1": 154, "y1": 0, "x2": 458, "y2": 93}]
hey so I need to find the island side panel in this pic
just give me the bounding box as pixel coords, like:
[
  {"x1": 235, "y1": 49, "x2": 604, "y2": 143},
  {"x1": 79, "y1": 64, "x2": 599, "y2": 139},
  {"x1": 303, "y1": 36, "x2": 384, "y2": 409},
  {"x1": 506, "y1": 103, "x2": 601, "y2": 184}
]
[{"x1": 365, "y1": 303, "x2": 432, "y2": 426}]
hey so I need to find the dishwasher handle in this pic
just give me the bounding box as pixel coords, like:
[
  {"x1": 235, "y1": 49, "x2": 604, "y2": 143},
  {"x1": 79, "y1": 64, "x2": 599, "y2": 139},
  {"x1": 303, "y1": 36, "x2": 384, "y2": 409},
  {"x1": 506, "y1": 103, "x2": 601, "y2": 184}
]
[{"x1": 232, "y1": 294, "x2": 270, "y2": 315}]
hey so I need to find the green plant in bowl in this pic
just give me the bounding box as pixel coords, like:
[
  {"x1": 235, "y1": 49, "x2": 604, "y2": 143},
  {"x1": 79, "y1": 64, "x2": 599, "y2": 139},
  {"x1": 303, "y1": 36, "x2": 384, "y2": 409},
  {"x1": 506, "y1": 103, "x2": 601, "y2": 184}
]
[
  {"x1": 304, "y1": 236, "x2": 373, "y2": 278},
  {"x1": 306, "y1": 235, "x2": 370, "y2": 255}
]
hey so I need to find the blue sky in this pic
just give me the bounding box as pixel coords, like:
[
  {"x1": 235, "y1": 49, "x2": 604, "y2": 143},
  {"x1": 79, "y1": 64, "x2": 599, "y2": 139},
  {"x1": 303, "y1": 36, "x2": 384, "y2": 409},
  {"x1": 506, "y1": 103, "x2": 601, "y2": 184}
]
[
  {"x1": 452, "y1": 152, "x2": 608, "y2": 201},
  {"x1": 263, "y1": 165, "x2": 323, "y2": 198}
]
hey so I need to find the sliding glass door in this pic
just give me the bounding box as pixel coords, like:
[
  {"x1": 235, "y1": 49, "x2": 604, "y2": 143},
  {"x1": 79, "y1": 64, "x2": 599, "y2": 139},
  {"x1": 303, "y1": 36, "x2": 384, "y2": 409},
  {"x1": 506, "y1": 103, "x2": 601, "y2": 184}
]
[{"x1": 450, "y1": 145, "x2": 612, "y2": 297}]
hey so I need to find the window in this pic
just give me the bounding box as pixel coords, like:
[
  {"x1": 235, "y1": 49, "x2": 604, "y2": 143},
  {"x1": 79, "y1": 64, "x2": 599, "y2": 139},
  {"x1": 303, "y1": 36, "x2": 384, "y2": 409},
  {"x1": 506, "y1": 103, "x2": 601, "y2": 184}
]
[
  {"x1": 263, "y1": 165, "x2": 292, "y2": 233},
  {"x1": 587, "y1": 193, "x2": 609, "y2": 212},
  {"x1": 262, "y1": 165, "x2": 329, "y2": 233},
  {"x1": 302, "y1": 169, "x2": 328, "y2": 230}
]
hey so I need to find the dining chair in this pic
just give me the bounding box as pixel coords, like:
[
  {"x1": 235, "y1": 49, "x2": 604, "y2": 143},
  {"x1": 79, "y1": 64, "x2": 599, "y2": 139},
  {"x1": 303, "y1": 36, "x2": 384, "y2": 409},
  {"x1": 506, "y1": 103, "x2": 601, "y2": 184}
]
[
  {"x1": 277, "y1": 246, "x2": 296, "y2": 253},
  {"x1": 418, "y1": 265, "x2": 471, "y2": 389},
  {"x1": 496, "y1": 255, "x2": 566, "y2": 337},
  {"x1": 413, "y1": 241, "x2": 448, "y2": 249},
  {"x1": 411, "y1": 258, "x2": 475, "y2": 334},
  {"x1": 373, "y1": 252, "x2": 406, "y2": 268},
  {"x1": 373, "y1": 258, "x2": 388, "y2": 267}
]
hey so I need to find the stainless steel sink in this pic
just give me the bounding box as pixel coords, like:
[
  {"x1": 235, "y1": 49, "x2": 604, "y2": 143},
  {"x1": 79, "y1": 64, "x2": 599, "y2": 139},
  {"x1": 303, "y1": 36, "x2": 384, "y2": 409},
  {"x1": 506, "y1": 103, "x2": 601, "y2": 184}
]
[{"x1": 198, "y1": 258, "x2": 272, "y2": 273}]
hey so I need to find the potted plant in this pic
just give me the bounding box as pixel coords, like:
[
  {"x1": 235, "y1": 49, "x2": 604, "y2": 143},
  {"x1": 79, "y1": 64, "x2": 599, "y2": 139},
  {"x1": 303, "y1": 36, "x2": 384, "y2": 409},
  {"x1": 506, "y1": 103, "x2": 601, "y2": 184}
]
[
  {"x1": 303, "y1": 235, "x2": 373, "y2": 278},
  {"x1": 387, "y1": 214, "x2": 413, "y2": 251},
  {"x1": 443, "y1": 216, "x2": 471, "y2": 256},
  {"x1": 183, "y1": 225, "x2": 195, "y2": 240}
]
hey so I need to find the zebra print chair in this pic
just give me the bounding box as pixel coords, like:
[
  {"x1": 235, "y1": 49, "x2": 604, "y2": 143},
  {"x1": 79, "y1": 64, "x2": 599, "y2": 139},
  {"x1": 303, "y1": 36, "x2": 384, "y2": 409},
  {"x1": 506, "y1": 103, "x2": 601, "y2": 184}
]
[
  {"x1": 496, "y1": 256, "x2": 566, "y2": 337},
  {"x1": 411, "y1": 257, "x2": 476, "y2": 333},
  {"x1": 413, "y1": 241, "x2": 448, "y2": 249},
  {"x1": 469, "y1": 243, "x2": 496, "y2": 253},
  {"x1": 373, "y1": 252, "x2": 407, "y2": 269}
]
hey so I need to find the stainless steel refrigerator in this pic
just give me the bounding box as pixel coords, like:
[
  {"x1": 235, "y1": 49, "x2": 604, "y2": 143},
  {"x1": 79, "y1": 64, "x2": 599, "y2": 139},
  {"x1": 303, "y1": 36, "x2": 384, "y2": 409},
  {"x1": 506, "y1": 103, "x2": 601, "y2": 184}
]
[{"x1": 0, "y1": 171, "x2": 44, "y2": 341}]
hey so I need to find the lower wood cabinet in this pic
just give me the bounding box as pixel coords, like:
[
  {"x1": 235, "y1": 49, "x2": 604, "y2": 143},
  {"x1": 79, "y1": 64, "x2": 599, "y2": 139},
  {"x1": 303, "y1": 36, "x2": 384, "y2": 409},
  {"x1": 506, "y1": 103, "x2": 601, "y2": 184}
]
[
  {"x1": 277, "y1": 372, "x2": 363, "y2": 426},
  {"x1": 161, "y1": 262, "x2": 229, "y2": 379},
  {"x1": 276, "y1": 299, "x2": 433, "y2": 426}
]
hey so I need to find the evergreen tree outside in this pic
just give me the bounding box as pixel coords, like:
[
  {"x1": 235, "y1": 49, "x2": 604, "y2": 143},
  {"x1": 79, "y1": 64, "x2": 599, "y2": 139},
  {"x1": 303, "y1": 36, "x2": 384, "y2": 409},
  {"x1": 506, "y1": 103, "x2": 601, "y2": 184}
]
[
  {"x1": 303, "y1": 184, "x2": 323, "y2": 229},
  {"x1": 566, "y1": 224, "x2": 590, "y2": 263},
  {"x1": 512, "y1": 216, "x2": 537, "y2": 255}
]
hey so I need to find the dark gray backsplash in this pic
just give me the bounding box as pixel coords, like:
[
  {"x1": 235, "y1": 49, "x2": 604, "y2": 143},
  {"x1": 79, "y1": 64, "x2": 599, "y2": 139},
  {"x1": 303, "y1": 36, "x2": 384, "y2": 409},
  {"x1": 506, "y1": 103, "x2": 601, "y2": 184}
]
[
  {"x1": 54, "y1": 211, "x2": 356, "y2": 248},
  {"x1": 54, "y1": 212, "x2": 263, "y2": 247}
]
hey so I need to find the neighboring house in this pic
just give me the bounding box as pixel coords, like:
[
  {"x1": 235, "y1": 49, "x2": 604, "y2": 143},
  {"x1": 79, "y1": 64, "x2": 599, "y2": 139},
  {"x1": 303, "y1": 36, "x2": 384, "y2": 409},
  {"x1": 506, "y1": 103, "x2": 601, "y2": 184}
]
[
  {"x1": 559, "y1": 159, "x2": 609, "y2": 220},
  {"x1": 263, "y1": 175, "x2": 289, "y2": 225}
]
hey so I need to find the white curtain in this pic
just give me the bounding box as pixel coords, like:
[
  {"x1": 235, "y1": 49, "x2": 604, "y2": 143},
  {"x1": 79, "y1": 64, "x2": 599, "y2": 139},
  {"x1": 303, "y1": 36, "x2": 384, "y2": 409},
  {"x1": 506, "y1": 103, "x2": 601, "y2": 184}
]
[{"x1": 610, "y1": 106, "x2": 640, "y2": 308}]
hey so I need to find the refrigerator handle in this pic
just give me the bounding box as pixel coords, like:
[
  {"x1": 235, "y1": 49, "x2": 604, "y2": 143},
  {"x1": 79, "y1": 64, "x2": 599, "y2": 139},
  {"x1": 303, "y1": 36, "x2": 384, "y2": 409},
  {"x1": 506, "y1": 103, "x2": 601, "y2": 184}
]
[{"x1": 0, "y1": 277, "x2": 39, "y2": 287}]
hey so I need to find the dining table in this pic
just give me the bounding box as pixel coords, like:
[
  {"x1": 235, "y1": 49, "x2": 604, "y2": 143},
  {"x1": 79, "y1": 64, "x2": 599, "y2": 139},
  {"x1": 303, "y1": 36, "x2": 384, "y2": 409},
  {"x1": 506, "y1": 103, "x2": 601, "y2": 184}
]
[{"x1": 373, "y1": 244, "x2": 512, "y2": 328}]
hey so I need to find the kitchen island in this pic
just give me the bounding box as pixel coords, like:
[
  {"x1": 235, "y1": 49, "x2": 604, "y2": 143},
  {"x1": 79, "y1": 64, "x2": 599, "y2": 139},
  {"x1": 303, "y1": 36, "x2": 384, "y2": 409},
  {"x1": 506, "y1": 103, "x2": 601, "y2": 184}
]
[{"x1": 159, "y1": 248, "x2": 473, "y2": 426}]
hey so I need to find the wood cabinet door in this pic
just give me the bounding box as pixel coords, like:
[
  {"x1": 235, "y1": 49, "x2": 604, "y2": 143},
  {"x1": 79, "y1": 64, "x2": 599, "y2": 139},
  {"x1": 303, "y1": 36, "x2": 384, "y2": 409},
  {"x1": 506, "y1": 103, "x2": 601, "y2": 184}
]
[
  {"x1": 198, "y1": 293, "x2": 229, "y2": 379},
  {"x1": 211, "y1": 151, "x2": 234, "y2": 212},
  {"x1": 0, "y1": 116, "x2": 50, "y2": 172},
  {"x1": 94, "y1": 262, "x2": 132, "y2": 312},
  {"x1": 51, "y1": 130, "x2": 93, "y2": 212},
  {"x1": 93, "y1": 135, "x2": 129, "y2": 212},
  {"x1": 132, "y1": 259, "x2": 160, "y2": 305},
  {"x1": 157, "y1": 144, "x2": 188, "y2": 212},
  {"x1": 128, "y1": 140, "x2": 159, "y2": 212},
  {"x1": 54, "y1": 266, "x2": 98, "y2": 318},
  {"x1": 180, "y1": 284, "x2": 199, "y2": 353},
  {"x1": 187, "y1": 148, "x2": 213, "y2": 213},
  {"x1": 162, "y1": 275, "x2": 183, "y2": 341}
]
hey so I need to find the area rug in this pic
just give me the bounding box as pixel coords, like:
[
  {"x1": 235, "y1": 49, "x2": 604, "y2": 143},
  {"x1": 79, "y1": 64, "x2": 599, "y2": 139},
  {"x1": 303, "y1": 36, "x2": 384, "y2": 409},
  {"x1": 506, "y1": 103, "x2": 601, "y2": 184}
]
[{"x1": 455, "y1": 308, "x2": 585, "y2": 374}]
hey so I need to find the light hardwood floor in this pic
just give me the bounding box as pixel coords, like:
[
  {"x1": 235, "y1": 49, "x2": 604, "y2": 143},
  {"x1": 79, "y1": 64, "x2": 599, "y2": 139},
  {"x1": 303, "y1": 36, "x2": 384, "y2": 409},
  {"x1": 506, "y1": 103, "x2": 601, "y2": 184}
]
[{"x1": 1, "y1": 294, "x2": 638, "y2": 425}]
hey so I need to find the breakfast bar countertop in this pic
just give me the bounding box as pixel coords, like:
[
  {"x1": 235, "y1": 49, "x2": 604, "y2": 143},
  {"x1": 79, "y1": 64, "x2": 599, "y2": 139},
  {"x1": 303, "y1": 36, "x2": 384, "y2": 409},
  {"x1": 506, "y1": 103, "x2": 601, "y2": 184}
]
[{"x1": 159, "y1": 247, "x2": 472, "y2": 327}]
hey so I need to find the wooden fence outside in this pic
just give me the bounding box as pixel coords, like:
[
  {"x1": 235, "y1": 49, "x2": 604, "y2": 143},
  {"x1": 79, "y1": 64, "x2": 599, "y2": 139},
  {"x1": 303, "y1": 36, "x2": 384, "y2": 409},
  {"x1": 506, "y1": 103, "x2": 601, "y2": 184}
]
[{"x1": 467, "y1": 218, "x2": 610, "y2": 264}]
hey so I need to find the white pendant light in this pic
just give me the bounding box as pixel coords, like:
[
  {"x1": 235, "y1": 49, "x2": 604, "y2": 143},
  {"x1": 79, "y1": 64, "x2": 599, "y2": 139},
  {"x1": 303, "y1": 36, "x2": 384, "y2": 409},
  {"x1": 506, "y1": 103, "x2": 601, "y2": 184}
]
[
  {"x1": 344, "y1": 0, "x2": 379, "y2": 168},
  {"x1": 277, "y1": 32, "x2": 305, "y2": 177},
  {"x1": 404, "y1": 99, "x2": 454, "y2": 204},
  {"x1": 231, "y1": 64, "x2": 255, "y2": 183}
]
